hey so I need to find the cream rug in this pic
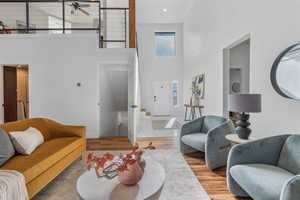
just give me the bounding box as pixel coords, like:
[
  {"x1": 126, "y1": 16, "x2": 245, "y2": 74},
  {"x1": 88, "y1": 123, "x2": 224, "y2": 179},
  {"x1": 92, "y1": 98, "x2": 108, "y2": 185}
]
[{"x1": 33, "y1": 150, "x2": 210, "y2": 200}]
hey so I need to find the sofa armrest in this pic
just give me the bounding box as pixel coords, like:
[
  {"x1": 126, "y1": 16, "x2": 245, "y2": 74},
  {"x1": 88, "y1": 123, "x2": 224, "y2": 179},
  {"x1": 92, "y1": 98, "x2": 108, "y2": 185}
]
[
  {"x1": 57, "y1": 125, "x2": 86, "y2": 138},
  {"x1": 180, "y1": 117, "x2": 204, "y2": 138},
  {"x1": 50, "y1": 125, "x2": 86, "y2": 138},
  {"x1": 281, "y1": 175, "x2": 300, "y2": 200},
  {"x1": 46, "y1": 119, "x2": 86, "y2": 139},
  {"x1": 205, "y1": 120, "x2": 235, "y2": 169}
]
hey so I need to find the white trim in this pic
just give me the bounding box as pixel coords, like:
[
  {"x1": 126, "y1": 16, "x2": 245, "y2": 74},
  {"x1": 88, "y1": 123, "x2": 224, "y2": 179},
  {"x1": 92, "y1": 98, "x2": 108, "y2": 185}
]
[{"x1": 224, "y1": 33, "x2": 251, "y2": 50}]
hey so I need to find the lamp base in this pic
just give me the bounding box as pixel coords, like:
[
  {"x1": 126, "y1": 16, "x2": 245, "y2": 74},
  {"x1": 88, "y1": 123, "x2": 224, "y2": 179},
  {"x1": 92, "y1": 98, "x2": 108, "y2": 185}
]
[{"x1": 236, "y1": 113, "x2": 251, "y2": 139}]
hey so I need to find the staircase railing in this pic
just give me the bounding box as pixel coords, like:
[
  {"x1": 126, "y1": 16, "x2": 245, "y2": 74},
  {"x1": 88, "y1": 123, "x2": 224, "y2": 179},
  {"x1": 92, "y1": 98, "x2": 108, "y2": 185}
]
[{"x1": 0, "y1": 0, "x2": 129, "y2": 48}]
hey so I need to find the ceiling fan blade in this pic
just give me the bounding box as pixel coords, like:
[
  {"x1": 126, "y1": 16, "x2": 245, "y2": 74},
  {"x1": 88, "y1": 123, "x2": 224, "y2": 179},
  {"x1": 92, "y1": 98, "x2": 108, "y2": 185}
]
[{"x1": 78, "y1": 8, "x2": 90, "y2": 16}]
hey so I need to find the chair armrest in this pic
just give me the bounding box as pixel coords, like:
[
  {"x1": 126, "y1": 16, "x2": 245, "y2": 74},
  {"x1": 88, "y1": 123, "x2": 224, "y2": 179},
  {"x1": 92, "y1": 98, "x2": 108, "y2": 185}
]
[
  {"x1": 205, "y1": 120, "x2": 235, "y2": 169},
  {"x1": 207, "y1": 120, "x2": 235, "y2": 141},
  {"x1": 180, "y1": 117, "x2": 204, "y2": 138},
  {"x1": 281, "y1": 175, "x2": 300, "y2": 200},
  {"x1": 228, "y1": 135, "x2": 289, "y2": 167},
  {"x1": 206, "y1": 120, "x2": 235, "y2": 151}
]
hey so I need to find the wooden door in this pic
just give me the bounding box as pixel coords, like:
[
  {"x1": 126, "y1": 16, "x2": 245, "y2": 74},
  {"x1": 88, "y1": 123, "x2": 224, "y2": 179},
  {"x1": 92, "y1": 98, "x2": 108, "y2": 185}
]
[
  {"x1": 17, "y1": 67, "x2": 29, "y2": 118},
  {"x1": 3, "y1": 66, "x2": 17, "y2": 122}
]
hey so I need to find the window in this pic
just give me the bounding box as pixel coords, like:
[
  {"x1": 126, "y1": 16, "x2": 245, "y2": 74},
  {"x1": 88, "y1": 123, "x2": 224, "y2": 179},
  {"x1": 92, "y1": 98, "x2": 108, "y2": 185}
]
[
  {"x1": 171, "y1": 81, "x2": 179, "y2": 107},
  {"x1": 48, "y1": 16, "x2": 72, "y2": 34},
  {"x1": 155, "y1": 32, "x2": 176, "y2": 56}
]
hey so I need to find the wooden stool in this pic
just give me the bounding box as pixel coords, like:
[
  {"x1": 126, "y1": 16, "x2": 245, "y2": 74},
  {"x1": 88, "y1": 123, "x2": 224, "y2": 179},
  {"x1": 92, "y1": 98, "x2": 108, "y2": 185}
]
[{"x1": 184, "y1": 104, "x2": 204, "y2": 121}]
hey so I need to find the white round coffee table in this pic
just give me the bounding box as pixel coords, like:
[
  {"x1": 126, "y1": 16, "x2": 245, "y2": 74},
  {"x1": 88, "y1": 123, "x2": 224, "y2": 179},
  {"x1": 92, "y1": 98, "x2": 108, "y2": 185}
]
[{"x1": 76, "y1": 158, "x2": 165, "y2": 200}]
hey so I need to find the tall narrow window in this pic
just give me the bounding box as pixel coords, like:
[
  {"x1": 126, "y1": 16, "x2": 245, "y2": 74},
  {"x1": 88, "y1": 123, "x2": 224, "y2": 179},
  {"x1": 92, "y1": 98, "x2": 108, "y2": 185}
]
[
  {"x1": 171, "y1": 81, "x2": 179, "y2": 107},
  {"x1": 155, "y1": 32, "x2": 176, "y2": 56}
]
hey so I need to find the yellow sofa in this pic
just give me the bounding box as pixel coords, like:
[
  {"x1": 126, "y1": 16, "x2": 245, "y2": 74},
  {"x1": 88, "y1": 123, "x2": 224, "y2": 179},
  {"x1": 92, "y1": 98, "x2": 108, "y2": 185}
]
[{"x1": 0, "y1": 118, "x2": 86, "y2": 199}]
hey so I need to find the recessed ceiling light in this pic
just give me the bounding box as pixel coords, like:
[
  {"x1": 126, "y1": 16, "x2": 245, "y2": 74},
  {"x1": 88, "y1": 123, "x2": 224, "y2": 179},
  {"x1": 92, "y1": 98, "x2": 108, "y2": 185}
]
[{"x1": 162, "y1": 8, "x2": 168, "y2": 12}]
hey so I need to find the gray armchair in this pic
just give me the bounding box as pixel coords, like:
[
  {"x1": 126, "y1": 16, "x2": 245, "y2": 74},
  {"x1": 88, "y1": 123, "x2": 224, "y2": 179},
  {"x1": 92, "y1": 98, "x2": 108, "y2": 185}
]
[
  {"x1": 180, "y1": 115, "x2": 235, "y2": 170},
  {"x1": 227, "y1": 135, "x2": 300, "y2": 200}
]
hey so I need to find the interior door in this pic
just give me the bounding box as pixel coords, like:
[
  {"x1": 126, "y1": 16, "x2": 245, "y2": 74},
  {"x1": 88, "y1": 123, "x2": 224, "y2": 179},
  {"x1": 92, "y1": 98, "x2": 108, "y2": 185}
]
[
  {"x1": 3, "y1": 66, "x2": 17, "y2": 122},
  {"x1": 128, "y1": 53, "x2": 139, "y2": 144},
  {"x1": 153, "y1": 81, "x2": 170, "y2": 116},
  {"x1": 99, "y1": 64, "x2": 130, "y2": 138}
]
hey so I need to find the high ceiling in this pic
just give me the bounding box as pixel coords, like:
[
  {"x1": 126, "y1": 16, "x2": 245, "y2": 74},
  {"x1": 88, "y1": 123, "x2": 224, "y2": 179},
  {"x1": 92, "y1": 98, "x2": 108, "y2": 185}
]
[{"x1": 136, "y1": 0, "x2": 193, "y2": 24}]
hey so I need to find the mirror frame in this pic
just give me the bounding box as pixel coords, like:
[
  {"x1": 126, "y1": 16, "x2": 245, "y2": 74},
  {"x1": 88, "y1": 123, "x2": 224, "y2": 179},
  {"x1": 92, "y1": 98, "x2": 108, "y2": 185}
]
[{"x1": 271, "y1": 43, "x2": 300, "y2": 99}]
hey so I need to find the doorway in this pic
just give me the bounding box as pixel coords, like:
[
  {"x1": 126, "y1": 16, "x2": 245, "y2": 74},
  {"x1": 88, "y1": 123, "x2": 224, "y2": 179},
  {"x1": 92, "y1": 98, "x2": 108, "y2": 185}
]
[
  {"x1": 3, "y1": 65, "x2": 29, "y2": 123},
  {"x1": 99, "y1": 64, "x2": 129, "y2": 138},
  {"x1": 153, "y1": 81, "x2": 171, "y2": 116},
  {"x1": 223, "y1": 36, "x2": 250, "y2": 120}
]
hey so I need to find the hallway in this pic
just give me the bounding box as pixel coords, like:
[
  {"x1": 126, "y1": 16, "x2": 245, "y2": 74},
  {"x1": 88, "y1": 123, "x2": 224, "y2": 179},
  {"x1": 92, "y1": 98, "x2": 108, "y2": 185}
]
[{"x1": 137, "y1": 112, "x2": 182, "y2": 138}]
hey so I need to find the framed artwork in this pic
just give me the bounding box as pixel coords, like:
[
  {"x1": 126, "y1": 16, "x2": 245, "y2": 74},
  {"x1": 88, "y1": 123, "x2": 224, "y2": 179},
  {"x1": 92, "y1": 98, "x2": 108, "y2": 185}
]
[{"x1": 191, "y1": 74, "x2": 205, "y2": 99}]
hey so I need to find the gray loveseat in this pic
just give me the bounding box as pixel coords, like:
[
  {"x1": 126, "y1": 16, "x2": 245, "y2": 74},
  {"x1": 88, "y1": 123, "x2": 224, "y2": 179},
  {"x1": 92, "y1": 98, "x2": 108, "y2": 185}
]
[
  {"x1": 227, "y1": 135, "x2": 300, "y2": 200},
  {"x1": 180, "y1": 115, "x2": 235, "y2": 170}
]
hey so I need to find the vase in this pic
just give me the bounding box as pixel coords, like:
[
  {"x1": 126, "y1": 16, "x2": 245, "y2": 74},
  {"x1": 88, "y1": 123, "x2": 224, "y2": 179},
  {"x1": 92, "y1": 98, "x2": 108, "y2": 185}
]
[{"x1": 118, "y1": 159, "x2": 145, "y2": 186}]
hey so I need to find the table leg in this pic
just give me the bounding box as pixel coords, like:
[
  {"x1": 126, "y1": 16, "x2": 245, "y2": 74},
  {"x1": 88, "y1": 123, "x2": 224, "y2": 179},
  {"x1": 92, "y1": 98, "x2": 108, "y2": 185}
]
[
  {"x1": 184, "y1": 106, "x2": 188, "y2": 121},
  {"x1": 191, "y1": 107, "x2": 195, "y2": 120},
  {"x1": 199, "y1": 107, "x2": 202, "y2": 117}
]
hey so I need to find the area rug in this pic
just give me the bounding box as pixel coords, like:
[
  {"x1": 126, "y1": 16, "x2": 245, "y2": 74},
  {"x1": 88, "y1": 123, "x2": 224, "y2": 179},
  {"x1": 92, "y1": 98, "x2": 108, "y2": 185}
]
[{"x1": 33, "y1": 150, "x2": 210, "y2": 200}]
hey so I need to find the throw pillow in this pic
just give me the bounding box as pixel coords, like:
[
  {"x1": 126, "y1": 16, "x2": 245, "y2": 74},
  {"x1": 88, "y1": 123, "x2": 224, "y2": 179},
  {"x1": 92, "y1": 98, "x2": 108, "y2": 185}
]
[
  {"x1": 10, "y1": 127, "x2": 44, "y2": 155},
  {"x1": 0, "y1": 128, "x2": 15, "y2": 166}
]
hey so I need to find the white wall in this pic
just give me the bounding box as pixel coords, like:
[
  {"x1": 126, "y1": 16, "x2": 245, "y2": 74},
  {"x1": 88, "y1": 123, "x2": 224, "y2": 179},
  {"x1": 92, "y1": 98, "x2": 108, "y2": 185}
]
[
  {"x1": 137, "y1": 23, "x2": 184, "y2": 116},
  {"x1": 184, "y1": 0, "x2": 300, "y2": 138},
  {"x1": 0, "y1": 34, "x2": 134, "y2": 138}
]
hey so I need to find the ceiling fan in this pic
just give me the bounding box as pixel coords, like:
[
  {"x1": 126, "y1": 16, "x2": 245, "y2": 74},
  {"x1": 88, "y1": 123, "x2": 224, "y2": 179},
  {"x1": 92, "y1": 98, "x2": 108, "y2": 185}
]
[{"x1": 68, "y1": 1, "x2": 90, "y2": 16}]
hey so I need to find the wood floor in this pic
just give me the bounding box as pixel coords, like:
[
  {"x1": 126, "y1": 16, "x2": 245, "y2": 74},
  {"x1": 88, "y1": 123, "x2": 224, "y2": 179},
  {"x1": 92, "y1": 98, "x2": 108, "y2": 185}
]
[{"x1": 87, "y1": 137, "x2": 251, "y2": 200}]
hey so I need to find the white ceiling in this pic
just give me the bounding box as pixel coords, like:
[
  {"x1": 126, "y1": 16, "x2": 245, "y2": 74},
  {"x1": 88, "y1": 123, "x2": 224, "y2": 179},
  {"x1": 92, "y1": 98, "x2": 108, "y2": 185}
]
[{"x1": 136, "y1": 0, "x2": 194, "y2": 24}]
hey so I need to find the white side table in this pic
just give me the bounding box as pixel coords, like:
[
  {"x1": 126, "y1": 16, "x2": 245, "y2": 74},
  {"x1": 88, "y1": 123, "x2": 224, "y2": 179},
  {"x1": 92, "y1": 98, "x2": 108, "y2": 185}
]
[
  {"x1": 76, "y1": 158, "x2": 165, "y2": 200},
  {"x1": 226, "y1": 134, "x2": 255, "y2": 145}
]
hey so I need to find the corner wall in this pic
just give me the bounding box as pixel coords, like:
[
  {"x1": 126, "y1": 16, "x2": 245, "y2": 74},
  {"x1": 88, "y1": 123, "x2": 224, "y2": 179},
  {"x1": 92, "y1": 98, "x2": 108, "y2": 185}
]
[{"x1": 184, "y1": 0, "x2": 300, "y2": 137}]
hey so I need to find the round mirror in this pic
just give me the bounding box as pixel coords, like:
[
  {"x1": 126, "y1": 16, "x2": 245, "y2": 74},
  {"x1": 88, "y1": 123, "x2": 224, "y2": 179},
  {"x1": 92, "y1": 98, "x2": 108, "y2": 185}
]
[{"x1": 271, "y1": 43, "x2": 300, "y2": 99}]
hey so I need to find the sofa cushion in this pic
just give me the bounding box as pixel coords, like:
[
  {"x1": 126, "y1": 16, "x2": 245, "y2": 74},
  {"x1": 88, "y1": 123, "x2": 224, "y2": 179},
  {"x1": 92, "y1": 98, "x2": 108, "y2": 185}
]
[
  {"x1": 10, "y1": 127, "x2": 44, "y2": 155},
  {"x1": 0, "y1": 129, "x2": 15, "y2": 166},
  {"x1": 0, "y1": 137, "x2": 83, "y2": 183},
  {"x1": 201, "y1": 116, "x2": 226, "y2": 133},
  {"x1": 278, "y1": 135, "x2": 300, "y2": 174},
  {"x1": 181, "y1": 133, "x2": 207, "y2": 151},
  {"x1": 230, "y1": 164, "x2": 294, "y2": 200}
]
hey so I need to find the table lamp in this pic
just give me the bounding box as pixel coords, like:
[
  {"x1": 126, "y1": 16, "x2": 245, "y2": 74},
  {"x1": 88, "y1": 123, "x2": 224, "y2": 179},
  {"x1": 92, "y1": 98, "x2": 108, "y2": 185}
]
[{"x1": 228, "y1": 94, "x2": 261, "y2": 139}]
